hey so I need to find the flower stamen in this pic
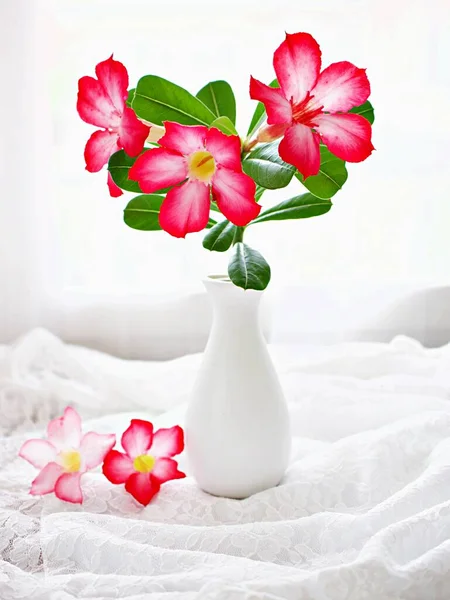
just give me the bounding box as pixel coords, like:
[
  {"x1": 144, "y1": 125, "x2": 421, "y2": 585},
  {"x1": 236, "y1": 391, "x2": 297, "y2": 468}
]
[
  {"x1": 133, "y1": 454, "x2": 156, "y2": 473},
  {"x1": 59, "y1": 450, "x2": 81, "y2": 473},
  {"x1": 291, "y1": 93, "x2": 323, "y2": 127},
  {"x1": 188, "y1": 150, "x2": 216, "y2": 183}
]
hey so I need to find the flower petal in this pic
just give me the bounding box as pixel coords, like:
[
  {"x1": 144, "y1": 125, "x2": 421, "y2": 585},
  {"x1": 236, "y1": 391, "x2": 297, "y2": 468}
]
[
  {"x1": 47, "y1": 406, "x2": 82, "y2": 451},
  {"x1": 125, "y1": 472, "x2": 160, "y2": 506},
  {"x1": 273, "y1": 32, "x2": 322, "y2": 104},
  {"x1": 316, "y1": 113, "x2": 374, "y2": 163},
  {"x1": 211, "y1": 167, "x2": 260, "y2": 226},
  {"x1": 121, "y1": 419, "x2": 154, "y2": 459},
  {"x1": 95, "y1": 55, "x2": 128, "y2": 114},
  {"x1": 84, "y1": 130, "x2": 121, "y2": 173},
  {"x1": 249, "y1": 77, "x2": 292, "y2": 125},
  {"x1": 129, "y1": 148, "x2": 187, "y2": 193},
  {"x1": 119, "y1": 107, "x2": 150, "y2": 157},
  {"x1": 54, "y1": 472, "x2": 83, "y2": 504},
  {"x1": 79, "y1": 432, "x2": 116, "y2": 470},
  {"x1": 151, "y1": 458, "x2": 186, "y2": 484},
  {"x1": 30, "y1": 462, "x2": 63, "y2": 495},
  {"x1": 311, "y1": 61, "x2": 371, "y2": 112},
  {"x1": 102, "y1": 449, "x2": 135, "y2": 484},
  {"x1": 159, "y1": 179, "x2": 210, "y2": 238},
  {"x1": 77, "y1": 76, "x2": 121, "y2": 130},
  {"x1": 278, "y1": 123, "x2": 321, "y2": 179},
  {"x1": 107, "y1": 172, "x2": 123, "y2": 197},
  {"x1": 19, "y1": 439, "x2": 57, "y2": 469},
  {"x1": 150, "y1": 426, "x2": 185, "y2": 458},
  {"x1": 206, "y1": 128, "x2": 242, "y2": 171},
  {"x1": 158, "y1": 122, "x2": 207, "y2": 155}
]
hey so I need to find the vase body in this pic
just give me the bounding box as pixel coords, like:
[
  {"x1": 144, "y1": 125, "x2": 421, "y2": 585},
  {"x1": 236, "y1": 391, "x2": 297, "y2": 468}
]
[{"x1": 185, "y1": 276, "x2": 291, "y2": 498}]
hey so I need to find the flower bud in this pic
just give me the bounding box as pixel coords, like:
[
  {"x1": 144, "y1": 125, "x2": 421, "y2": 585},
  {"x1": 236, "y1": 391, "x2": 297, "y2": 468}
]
[{"x1": 256, "y1": 123, "x2": 288, "y2": 143}]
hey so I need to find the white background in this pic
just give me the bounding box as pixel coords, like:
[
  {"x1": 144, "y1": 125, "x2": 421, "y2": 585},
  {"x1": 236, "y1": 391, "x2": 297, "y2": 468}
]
[{"x1": 1, "y1": 0, "x2": 450, "y2": 356}]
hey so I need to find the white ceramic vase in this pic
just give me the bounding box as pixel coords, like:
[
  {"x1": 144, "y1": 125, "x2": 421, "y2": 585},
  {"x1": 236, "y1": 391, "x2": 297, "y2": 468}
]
[{"x1": 185, "y1": 276, "x2": 291, "y2": 498}]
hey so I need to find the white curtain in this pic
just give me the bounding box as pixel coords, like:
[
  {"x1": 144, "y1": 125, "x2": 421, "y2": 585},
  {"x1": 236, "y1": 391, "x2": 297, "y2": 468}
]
[
  {"x1": 1, "y1": 0, "x2": 450, "y2": 356},
  {"x1": 0, "y1": 1, "x2": 46, "y2": 340}
]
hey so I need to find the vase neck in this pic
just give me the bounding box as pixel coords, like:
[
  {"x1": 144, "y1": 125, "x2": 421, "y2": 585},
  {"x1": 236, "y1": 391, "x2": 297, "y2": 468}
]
[{"x1": 203, "y1": 277, "x2": 263, "y2": 326}]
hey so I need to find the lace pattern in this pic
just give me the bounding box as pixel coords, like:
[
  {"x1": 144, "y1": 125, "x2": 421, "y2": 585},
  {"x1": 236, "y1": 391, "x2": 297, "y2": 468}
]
[{"x1": 1, "y1": 329, "x2": 450, "y2": 599}]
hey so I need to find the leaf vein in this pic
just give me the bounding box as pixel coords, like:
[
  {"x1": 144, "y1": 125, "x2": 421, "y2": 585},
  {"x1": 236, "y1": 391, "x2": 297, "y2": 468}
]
[
  {"x1": 209, "y1": 84, "x2": 220, "y2": 116},
  {"x1": 134, "y1": 93, "x2": 210, "y2": 126}
]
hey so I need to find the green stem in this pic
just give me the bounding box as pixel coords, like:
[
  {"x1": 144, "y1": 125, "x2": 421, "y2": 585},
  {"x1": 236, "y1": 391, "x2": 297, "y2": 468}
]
[
  {"x1": 232, "y1": 226, "x2": 245, "y2": 245},
  {"x1": 241, "y1": 137, "x2": 258, "y2": 155}
]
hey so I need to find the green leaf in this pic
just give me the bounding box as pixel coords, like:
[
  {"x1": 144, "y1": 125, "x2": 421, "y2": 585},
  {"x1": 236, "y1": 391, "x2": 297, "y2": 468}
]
[
  {"x1": 132, "y1": 75, "x2": 216, "y2": 127},
  {"x1": 126, "y1": 88, "x2": 135, "y2": 108},
  {"x1": 124, "y1": 194, "x2": 165, "y2": 230},
  {"x1": 247, "y1": 78, "x2": 278, "y2": 137},
  {"x1": 203, "y1": 219, "x2": 236, "y2": 252},
  {"x1": 253, "y1": 193, "x2": 332, "y2": 224},
  {"x1": 210, "y1": 116, "x2": 238, "y2": 137},
  {"x1": 228, "y1": 243, "x2": 271, "y2": 291},
  {"x1": 124, "y1": 194, "x2": 216, "y2": 231},
  {"x1": 349, "y1": 100, "x2": 375, "y2": 124},
  {"x1": 196, "y1": 80, "x2": 236, "y2": 124},
  {"x1": 108, "y1": 150, "x2": 143, "y2": 193},
  {"x1": 296, "y1": 145, "x2": 348, "y2": 199},
  {"x1": 242, "y1": 142, "x2": 295, "y2": 189}
]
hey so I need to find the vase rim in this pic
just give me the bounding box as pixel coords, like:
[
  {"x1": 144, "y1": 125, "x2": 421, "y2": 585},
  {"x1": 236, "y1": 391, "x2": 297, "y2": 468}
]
[
  {"x1": 203, "y1": 274, "x2": 264, "y2": 295},
  {"x1": 205, "y1": 274, "x2": 232, "y2": 284}
]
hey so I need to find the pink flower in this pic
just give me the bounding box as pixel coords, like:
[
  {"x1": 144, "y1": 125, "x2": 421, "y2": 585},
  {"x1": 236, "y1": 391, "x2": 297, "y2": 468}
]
[
  {"x1": 250, "y1": 32, "x2": 374, "y2": 179},
  {"x1": 77, "y1": 55, "x2": 150, "y2": 196},
  {"x1": 129, "y1": 122, "x2": 261, "y2": 238},
  {"x1": 18, "y1": 407, "x2": 116, "y2": 504},
  {"x1": 102, "y1": 419, "x2": 185, "y2": 506}
]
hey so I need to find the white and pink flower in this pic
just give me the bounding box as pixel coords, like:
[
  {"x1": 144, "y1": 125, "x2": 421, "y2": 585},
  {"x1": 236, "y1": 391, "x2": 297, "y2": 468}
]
[
  {"x1": 19, "y1": 407, "x2": 116, "y2": 504},
  {"x1": 129, "y1": 122, "x2": 261, "y2": 238},
  {"x1": 103, "y1": 419, "x2": 185, "y2": 506},
  {"x1": 77, "y1": 55, "x2": 150, "y2": 196},
  {"x1": 250, "y1": 32, "x2": 374, "y2": 178}
]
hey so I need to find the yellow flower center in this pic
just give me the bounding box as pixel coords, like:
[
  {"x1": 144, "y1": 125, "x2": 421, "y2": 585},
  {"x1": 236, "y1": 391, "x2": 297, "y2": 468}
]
[
  {"x1": 188, "y1": 150, "x2": 216, "y2": 183},
  {"x1": 59, "y1": 450, "x2": 81, "y2": 473},
  {"x1": 133, "y1": 454, "x2": 156, "y2": 473}
]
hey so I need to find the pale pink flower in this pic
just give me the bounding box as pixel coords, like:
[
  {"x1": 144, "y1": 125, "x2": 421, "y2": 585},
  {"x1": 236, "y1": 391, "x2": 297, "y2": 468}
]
[{"x1": 19, "y1": 407, "x2": 116, "y2": 504}]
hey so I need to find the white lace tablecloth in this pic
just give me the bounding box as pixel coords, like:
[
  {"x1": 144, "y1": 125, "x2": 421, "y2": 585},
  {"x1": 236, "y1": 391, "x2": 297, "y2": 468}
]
[{"x1": 1, "y1": 329, "x2": 450, "y2": 599}]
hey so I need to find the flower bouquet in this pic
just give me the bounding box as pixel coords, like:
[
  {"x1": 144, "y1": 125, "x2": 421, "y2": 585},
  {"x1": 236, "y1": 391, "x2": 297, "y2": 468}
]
[
  {"x1": 77, "y1": 32, "x2": 374, "y2": 292},
  {"x1": 76, "y1": 31, "x2": 374, "y2": 497}
]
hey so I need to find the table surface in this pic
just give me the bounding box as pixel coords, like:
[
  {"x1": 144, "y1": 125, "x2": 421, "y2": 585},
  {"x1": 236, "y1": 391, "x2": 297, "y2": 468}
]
[{"x1": 1, "y1": 328, "x2": 450, "y2": 599}]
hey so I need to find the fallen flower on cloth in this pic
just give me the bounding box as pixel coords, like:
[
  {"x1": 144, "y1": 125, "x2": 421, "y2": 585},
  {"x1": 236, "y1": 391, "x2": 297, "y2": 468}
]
[
  {"x1": 77, "y1": 55, "x2": 150, "y2": 196},
  {"x1": 19, "y1": 406, "x2": 116, "y2": 504},
  {"x1": 103, "y1": 419, "x2": 186, "y2": 506}
]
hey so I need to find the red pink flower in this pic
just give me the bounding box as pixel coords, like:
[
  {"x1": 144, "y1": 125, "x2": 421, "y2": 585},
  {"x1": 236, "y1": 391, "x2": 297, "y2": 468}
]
[
  {"x1": 103, "y1": 419, "x2": 185, "y2": 506},
  {"x1": 250, "y1": 32, "x2": 374, "y2": 178},
  {"x1": 77, "y1": 56, "x2": 150, "y2": 196},
  {"x1": 129, "y1": 122, "x2": 261, "y2": 238}
]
